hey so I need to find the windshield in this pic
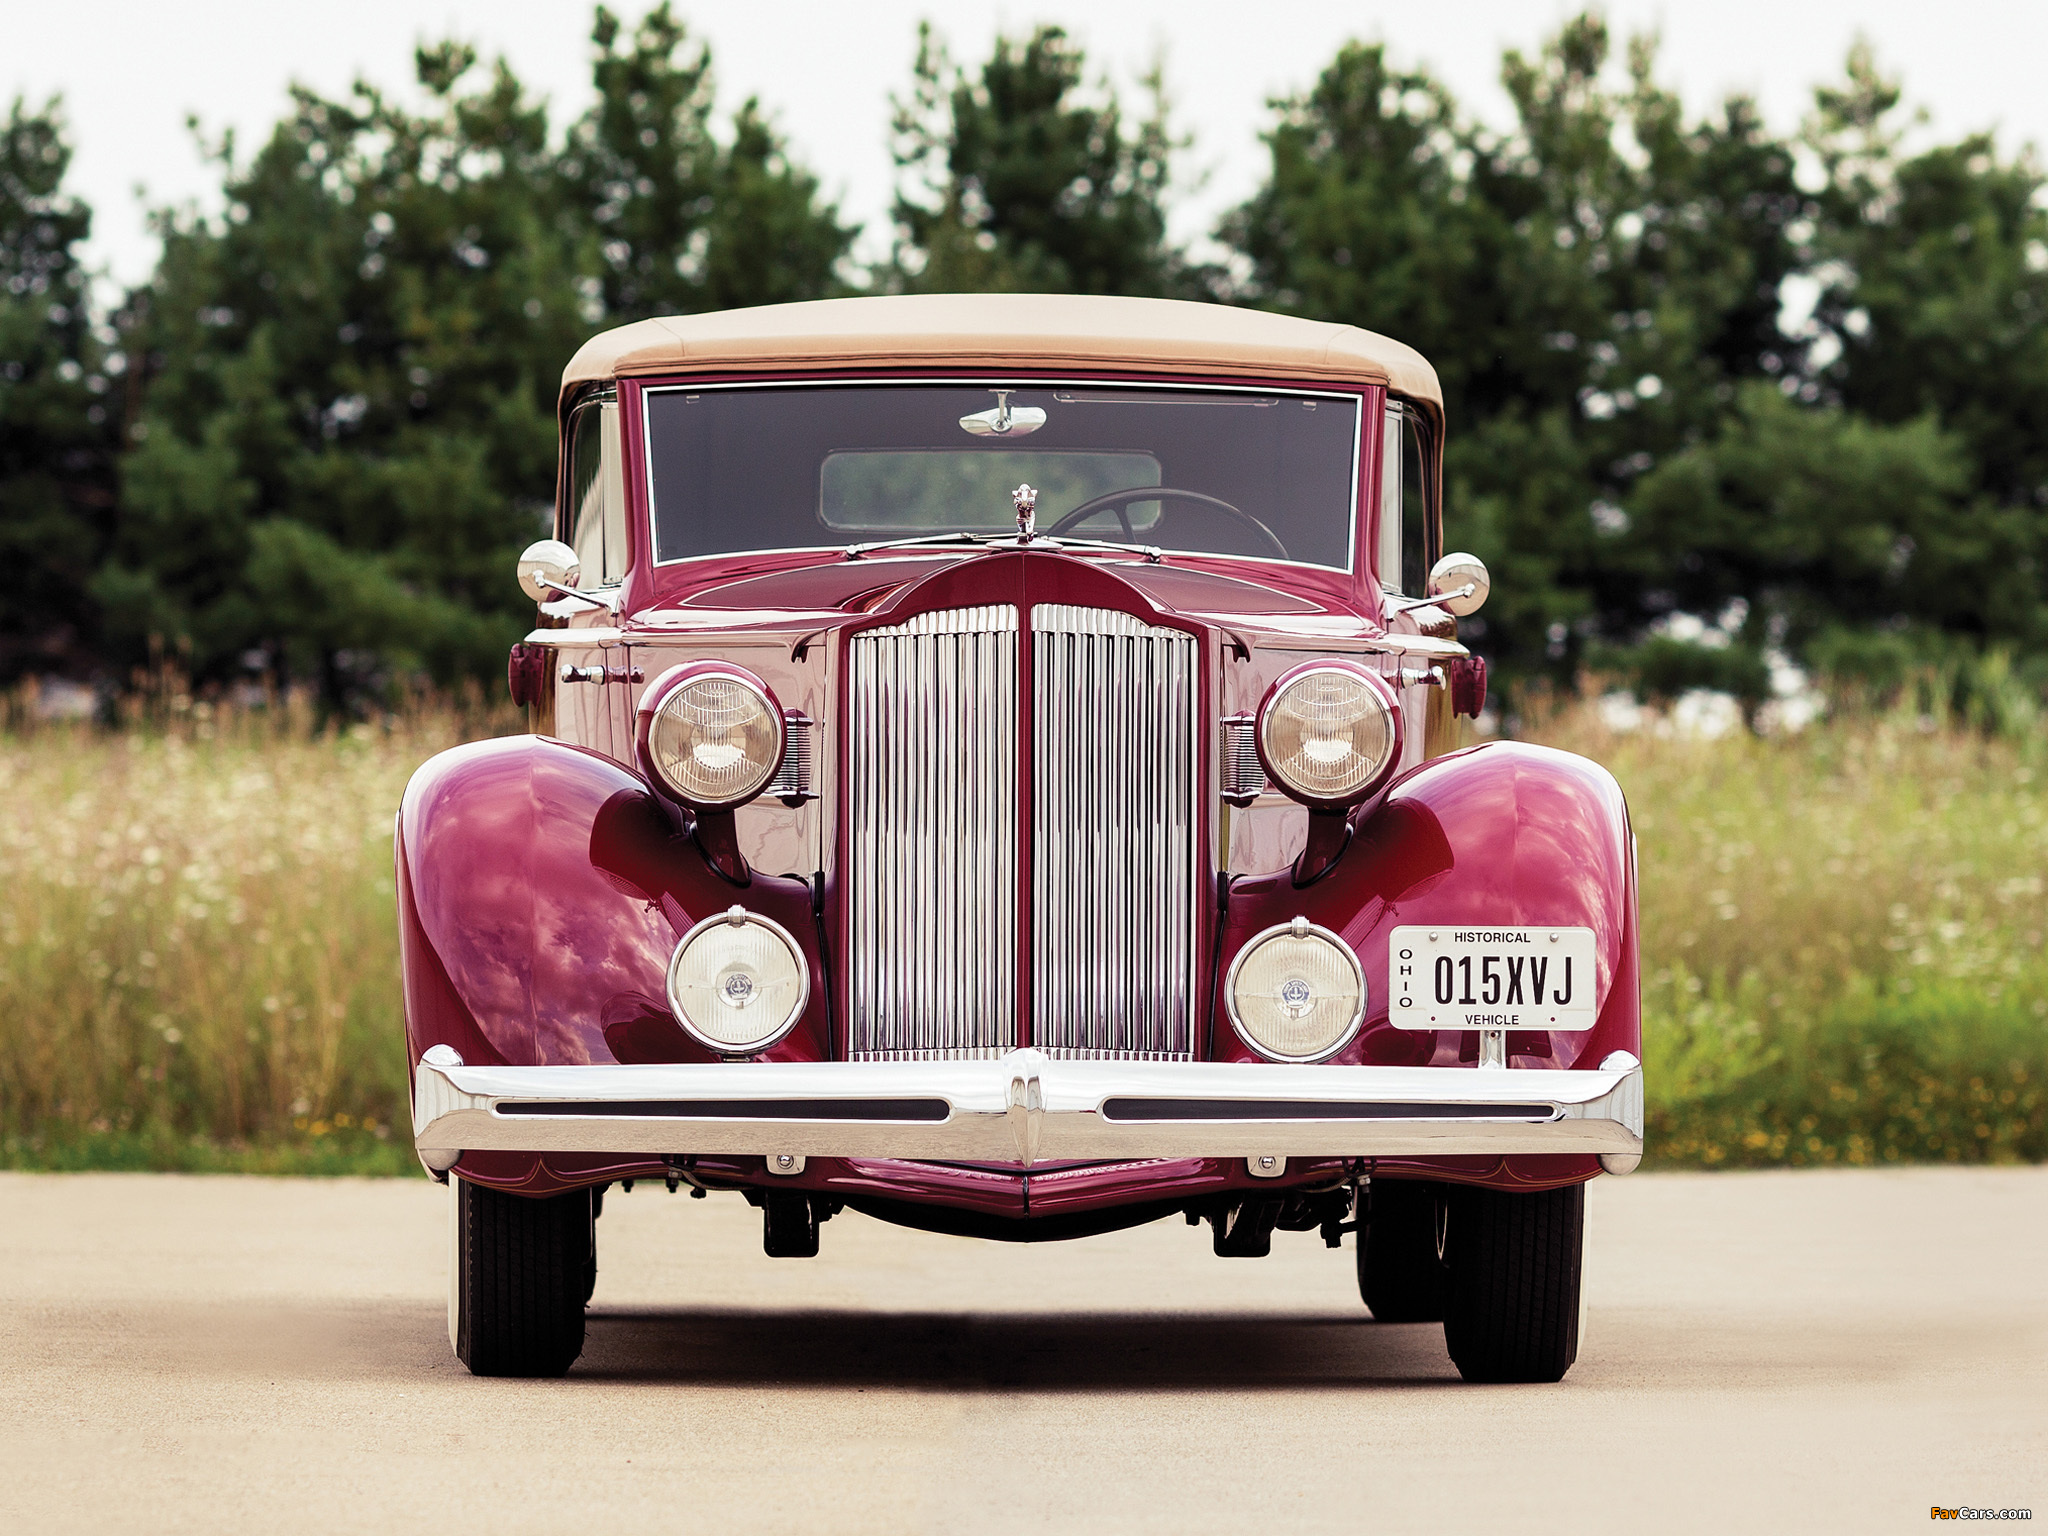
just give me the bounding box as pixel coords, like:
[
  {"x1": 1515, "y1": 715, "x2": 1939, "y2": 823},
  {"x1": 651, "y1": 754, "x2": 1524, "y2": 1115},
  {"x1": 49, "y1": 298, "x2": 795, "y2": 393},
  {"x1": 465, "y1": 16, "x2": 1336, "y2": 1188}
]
[{"x1": 643, "y1": 382, "x2": 1361, "y2": 569}]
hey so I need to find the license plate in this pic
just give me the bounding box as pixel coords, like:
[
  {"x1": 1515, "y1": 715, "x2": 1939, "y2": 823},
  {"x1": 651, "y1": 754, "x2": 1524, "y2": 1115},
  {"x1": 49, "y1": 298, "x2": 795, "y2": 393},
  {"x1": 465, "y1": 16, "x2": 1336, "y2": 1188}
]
[{"x1": 1386, "y1": 926, "x2": 1598, "y2": 1031}]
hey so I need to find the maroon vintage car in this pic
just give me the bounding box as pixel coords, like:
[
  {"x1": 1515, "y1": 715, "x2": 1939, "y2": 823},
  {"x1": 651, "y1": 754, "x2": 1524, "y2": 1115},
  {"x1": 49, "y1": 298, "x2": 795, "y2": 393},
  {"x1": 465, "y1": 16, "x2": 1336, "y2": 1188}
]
[{"x1": 400, "y1": 294, "x2": 1642, "y2": 1382}]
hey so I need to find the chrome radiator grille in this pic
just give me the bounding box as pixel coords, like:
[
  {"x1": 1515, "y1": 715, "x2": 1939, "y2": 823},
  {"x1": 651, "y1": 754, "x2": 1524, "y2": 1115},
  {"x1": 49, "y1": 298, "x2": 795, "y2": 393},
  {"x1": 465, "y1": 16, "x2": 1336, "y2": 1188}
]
[
  {"x1": 1032, "y1": 605, "x2": 1199, "y2": 1059},
  {"x1": 845, "y1": 603, "x2": 1199, "y2": 1061},
  {"x1": 847, "y1": 606, "x2": 1019, "y2": 1060}
]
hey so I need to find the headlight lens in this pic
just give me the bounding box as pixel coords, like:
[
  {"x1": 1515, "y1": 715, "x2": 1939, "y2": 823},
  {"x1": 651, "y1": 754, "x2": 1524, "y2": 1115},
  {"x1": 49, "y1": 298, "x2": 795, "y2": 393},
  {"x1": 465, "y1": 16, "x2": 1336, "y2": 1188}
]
[
  {"x1": 1226, "y1": 917, "x2": 1365, "y2": 1062},
  {"x1": 666, "y1": 906, "x2": 808, "y2": 1055},
  {"x1": 645, "y1": 670, "x2": 783, "y2": 808},
  {"x1": 1258, "y1": 665, "x2": 1400, "y2": 805}
]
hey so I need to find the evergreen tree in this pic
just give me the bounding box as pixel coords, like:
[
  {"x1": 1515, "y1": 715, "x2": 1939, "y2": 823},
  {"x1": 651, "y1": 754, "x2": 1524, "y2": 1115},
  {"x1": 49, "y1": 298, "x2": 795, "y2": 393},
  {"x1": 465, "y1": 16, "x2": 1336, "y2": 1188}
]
[
  {"x1": 560, "y1": 4, "x2": 854, "y2": 319},
  {"x1": 1225, "y1": 20, "x2": 1869, "y2": 686},
  {"x1": 8, "y1": 9, "x2": 2044, "y2": 702},
  {"x1": 1625, "y1": 384, "x2": 1981, "y2": 647},
  {"x1": 94, "y1": 12, "x2": 852, "y2": 702},
  {"x1": 96, "y1": 45, "x2": 584, "y2": 699},
  {"x1": 1571, "y1": 42, "x2": 2046, "y2": 682},
  {"x1": 0, "y1": 97, "x2": 116, "y2": 683},
  {"x1": 1795, "y1": 46, "x2": 2048, "y2": 654},
  {"x1": 889, "y1": 23, "x2": 1182, "y2": 295}
]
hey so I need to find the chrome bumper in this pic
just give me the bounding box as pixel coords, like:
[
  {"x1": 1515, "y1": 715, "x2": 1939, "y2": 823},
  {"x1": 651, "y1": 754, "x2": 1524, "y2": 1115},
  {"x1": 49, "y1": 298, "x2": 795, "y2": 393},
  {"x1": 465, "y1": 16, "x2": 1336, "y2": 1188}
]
[{"x1": 413, "y1": 1049, "x2": 1644, "y2": 1174}]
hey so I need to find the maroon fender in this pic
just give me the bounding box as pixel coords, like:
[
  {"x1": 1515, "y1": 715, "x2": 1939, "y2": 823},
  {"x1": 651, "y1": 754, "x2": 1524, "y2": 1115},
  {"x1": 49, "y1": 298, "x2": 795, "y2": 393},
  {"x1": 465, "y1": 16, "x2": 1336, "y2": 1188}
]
[
  {"x1": 396, "y1": 734, "x2": 828, "y2": 1191},
  {"x1": 1215, "y1": 739, "x2": 1640, "y2": 1190}
]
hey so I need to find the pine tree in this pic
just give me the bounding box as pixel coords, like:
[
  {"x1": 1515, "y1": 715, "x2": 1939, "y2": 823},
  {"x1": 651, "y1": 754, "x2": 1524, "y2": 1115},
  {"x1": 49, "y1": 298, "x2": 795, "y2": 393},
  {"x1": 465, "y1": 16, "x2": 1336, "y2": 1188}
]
[
  {"x1": 0, "y1": 97, "x2": 116, "y2": 683},
  {"x1": 95, "y1": 12, "x2": 854, "y2": 702},
  {"x1": 888, "y1": 23, "x2": 1184, "y2": 296},
  {"x1": 559, "y1": 4, "x2": 854, "y2": 319}
]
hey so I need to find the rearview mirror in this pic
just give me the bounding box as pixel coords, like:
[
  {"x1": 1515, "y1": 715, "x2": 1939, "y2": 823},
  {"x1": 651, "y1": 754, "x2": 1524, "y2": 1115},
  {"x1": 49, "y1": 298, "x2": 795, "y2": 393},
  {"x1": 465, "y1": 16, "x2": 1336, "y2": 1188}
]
[
  {"x1": 517, "y1": 539, "x2": 582, "y2": 603},
  {"x1": 958, "y1": 389, "x2": 1046, "y2": 437},
  {"x1": 1427, "y1": 552, "x2": 1490, "y2": 617}
]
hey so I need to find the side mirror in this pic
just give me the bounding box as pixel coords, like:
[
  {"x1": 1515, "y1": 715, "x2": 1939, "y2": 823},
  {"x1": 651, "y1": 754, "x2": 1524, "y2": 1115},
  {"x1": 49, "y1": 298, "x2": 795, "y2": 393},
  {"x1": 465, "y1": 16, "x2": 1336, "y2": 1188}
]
[
  {"x1": 1427, "y1": 552, "x2": 1490, "y2": 617},
  {"x1": 517, "y1": 539, "x2": 582, "y2": 603}
]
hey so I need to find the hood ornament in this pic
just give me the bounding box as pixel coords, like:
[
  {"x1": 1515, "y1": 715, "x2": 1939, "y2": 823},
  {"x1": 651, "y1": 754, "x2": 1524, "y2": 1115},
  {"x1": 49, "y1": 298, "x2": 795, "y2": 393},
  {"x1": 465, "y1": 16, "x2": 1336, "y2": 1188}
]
[{"x1": 1013, "y1": 483, "x2": 1038, "y2": 542}]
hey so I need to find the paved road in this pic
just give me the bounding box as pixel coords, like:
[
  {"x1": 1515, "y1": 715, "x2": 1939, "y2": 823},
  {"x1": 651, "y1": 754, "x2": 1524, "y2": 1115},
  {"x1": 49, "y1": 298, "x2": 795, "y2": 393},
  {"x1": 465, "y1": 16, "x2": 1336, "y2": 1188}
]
[{"x1": 2, "y1": 1167, "x2": 2042, "y2": 1534}]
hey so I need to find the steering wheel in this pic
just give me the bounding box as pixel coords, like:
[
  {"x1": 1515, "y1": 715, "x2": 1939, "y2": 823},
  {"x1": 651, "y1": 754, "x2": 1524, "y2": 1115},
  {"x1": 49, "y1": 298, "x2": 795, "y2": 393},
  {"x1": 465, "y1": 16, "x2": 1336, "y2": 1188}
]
[{"x1": 1045, "y1": 486, "x2": 1290, "y2": 561}]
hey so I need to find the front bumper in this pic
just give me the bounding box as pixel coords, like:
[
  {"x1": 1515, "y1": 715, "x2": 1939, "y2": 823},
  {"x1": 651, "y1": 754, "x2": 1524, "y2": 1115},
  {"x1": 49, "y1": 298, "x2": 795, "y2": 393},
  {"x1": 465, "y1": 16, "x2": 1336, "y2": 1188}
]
[{"x1": 413, "y1": 1049, "x2": 1644, "y2": 1173}]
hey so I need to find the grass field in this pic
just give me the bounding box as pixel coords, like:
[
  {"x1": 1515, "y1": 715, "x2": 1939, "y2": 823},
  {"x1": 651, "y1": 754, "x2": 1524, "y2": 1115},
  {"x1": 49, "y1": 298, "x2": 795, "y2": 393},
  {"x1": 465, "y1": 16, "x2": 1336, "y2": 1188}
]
[
  {"x1": 1537, "y1": 701, "x2": 2046, "y2": 1167},
  {"x1": 0, "y1": 698, "x2": 444, "y2": 1176},
  {"x1": 1, "y1": 691, "x2": 2041, "y2": 1174}
]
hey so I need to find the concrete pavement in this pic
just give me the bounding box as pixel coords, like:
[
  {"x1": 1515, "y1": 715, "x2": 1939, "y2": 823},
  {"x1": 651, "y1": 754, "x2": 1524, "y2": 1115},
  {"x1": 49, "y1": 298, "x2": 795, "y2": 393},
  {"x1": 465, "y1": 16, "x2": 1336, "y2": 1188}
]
[{"x1": 1, "y1": 1166, "x2": 2042, "y2": 1533}]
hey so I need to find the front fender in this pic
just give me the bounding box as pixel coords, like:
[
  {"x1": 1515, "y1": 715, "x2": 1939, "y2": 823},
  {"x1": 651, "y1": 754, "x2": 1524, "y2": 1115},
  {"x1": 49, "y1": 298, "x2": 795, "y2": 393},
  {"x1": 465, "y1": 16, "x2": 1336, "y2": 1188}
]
[
  {"x1": 395, "y1": 735, "x2": 827, "y2": 1189},
  {"x1": 1216, "y1": 741, "x2": 1640, "y2": 1187}
]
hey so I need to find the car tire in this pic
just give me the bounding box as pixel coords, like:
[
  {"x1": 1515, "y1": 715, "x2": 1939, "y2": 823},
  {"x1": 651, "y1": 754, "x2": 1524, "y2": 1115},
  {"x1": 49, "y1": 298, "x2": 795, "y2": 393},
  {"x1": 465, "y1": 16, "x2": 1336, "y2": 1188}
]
[
  {"x1": 1442, "y1": 1182, "x2": 1584, "y2": 1384},
  {"x1": 451, "y1": 1177, "x2": 592, "y2": 1377},
  {"x1": 1356, "y1": 1180, "x2": 1449, "y2": 1322}
]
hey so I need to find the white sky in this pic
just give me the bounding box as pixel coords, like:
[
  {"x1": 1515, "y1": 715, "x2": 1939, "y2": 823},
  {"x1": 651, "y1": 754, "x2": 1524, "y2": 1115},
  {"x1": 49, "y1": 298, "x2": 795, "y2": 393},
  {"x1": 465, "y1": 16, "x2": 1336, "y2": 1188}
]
[{"x1": 9, "y1": 0, "x2": 2048, "y2": 293}]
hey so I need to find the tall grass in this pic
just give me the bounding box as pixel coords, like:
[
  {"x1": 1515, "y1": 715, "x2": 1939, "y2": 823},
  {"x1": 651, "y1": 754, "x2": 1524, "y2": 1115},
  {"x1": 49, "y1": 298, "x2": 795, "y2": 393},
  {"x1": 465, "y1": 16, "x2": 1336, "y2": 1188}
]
[
  {"x1": 1536, "y1": 699, "x2": 2048, "y2": 1167},
  {"x1": 0, "y1": 686, "x2": 2040, "y2": 1173},
  {"x1": 0, "y1": 690, "x2": 505, "y2": 1173}
]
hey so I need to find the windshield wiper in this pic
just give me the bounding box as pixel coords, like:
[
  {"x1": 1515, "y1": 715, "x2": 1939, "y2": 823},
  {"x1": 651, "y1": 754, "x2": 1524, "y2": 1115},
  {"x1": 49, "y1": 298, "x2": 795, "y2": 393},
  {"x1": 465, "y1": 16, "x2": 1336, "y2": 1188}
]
[
  {"x1": 1033, "y1": 534, "x2": 1165, "y2": 562},
  {"x1": 844, "y1": 483, "x2": 1165, "y2": 563},
  {"x1": 844, "y1": 531, "x2": 1165, "y2": 563},
  {"x1": 847, "y1": 536, "x2": 1171, "y2": 569},
  {"x1": 843, "y1": 531, "x2": 1007, "y2": 560}
]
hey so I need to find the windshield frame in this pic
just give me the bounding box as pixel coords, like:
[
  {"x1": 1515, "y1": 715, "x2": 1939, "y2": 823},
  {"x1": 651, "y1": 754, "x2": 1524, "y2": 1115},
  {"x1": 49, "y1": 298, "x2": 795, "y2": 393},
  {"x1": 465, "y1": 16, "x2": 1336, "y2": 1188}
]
[{"x1": 635, "y1": 375, "x2": 1366, "y2": 577}]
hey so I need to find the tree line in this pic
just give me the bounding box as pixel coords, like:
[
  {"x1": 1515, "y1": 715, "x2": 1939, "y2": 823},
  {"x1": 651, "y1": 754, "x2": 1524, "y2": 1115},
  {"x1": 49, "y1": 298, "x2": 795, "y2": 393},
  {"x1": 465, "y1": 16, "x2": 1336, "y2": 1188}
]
[{"x1": 3, "y1": 7, "x2": 2044, "y2": 709}]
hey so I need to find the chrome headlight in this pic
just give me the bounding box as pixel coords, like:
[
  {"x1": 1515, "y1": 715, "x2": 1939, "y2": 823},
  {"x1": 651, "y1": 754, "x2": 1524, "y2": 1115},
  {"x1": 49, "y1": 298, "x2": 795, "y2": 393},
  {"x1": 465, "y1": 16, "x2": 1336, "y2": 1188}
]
[
  {"x1": 638, "y1": 664, "x2": 784, "y2": 809},
  {"x1": 666, "y1": 906, "x2": 809, "y2": 1055},
  {"x1": 1225, "y1": 916, "x2": 1366, "y2": 1063},
  {"x1": 1257, "y1": 663, "x2": 1402, "y2": 807}
]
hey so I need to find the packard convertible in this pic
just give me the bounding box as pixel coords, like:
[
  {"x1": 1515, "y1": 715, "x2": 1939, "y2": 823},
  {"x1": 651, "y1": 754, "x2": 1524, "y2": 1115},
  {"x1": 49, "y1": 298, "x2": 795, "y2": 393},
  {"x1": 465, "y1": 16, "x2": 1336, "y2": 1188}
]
[{"x1": 400, "y1": 294, "x2": 1642, "y2": 1382}]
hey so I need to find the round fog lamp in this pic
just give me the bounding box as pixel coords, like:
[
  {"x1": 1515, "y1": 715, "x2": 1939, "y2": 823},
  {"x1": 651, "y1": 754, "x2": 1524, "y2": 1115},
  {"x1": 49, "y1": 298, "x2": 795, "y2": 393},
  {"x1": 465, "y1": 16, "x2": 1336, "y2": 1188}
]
[
  {"x1": 645, "y1": 670, "x2": 783, "y2": 808},
  {"x1": 666, "y1": 906, "x2": 808, "y2": 1055},
  {"x1": 1226, "y1": 917, "x2": 1365, "y2": 1062},
  {"x1": 1259, "y1": 665, "x2": 1400, "y2": 806}
]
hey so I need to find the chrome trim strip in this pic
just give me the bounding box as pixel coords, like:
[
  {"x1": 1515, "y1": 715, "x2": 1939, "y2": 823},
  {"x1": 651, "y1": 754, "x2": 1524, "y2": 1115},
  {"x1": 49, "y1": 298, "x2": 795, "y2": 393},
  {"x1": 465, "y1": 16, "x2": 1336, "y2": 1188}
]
[
  {"x1": 521, "y1": 628, "x2": 627, "y2": 646},
  {"x1": 1359, "y1": 635, "x2": 1470, "y2": 659},
  {"x1": 413, "y1": 1052, "x2": 1646, "y2": 1166}
]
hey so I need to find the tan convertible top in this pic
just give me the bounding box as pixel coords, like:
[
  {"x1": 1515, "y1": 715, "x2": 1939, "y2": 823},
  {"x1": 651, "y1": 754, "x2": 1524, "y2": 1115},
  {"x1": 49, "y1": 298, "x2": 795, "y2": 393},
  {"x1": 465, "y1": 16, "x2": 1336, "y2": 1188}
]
[{"x1": 562, "y1": 293, "x2": 1441, "y2": 409}]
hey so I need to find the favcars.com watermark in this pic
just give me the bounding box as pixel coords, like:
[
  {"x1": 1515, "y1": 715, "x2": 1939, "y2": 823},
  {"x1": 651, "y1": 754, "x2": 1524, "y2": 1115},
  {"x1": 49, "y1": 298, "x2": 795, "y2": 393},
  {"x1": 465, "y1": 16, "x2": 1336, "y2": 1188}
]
[{"x1": 1932, "y1": 1509, "x2": 2032, "y2": 1521}]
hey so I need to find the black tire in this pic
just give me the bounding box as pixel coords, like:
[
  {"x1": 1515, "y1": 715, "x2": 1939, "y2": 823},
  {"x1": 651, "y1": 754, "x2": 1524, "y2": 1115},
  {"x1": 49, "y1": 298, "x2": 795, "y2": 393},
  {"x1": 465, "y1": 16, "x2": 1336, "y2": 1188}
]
[
  {"x1": 1442, "y1": 1183, "x2": 1585, "y2": 1384},
  {"x1": 453, "y1": 1178, "x2": 592, "y2": 1377},
  {"x1": 1356, "y1": 1180, "x2": 1449, "y2": 1322}
]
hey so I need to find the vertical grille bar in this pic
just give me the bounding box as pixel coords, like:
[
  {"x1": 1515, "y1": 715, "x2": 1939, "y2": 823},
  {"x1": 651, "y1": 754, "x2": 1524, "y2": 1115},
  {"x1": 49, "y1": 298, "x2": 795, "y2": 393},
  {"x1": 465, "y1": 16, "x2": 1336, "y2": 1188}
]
[
  {"x1": 848, "y1": 607, "x2": 1019, "y2": 1060},
  {"x1": 1031, "y1": 605, "x2": 1199, "y2": 1060},
  {"x1": 847, "y1": 601, "x2": 1197, "y2": 1062}
]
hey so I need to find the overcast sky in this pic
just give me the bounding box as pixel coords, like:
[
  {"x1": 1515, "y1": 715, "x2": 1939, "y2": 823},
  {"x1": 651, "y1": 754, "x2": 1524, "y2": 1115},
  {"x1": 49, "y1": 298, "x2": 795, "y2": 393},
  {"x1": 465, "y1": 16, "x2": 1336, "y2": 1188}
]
[{"x1": 10, "y1": 0, "x2": 2048, "y2": 292}]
